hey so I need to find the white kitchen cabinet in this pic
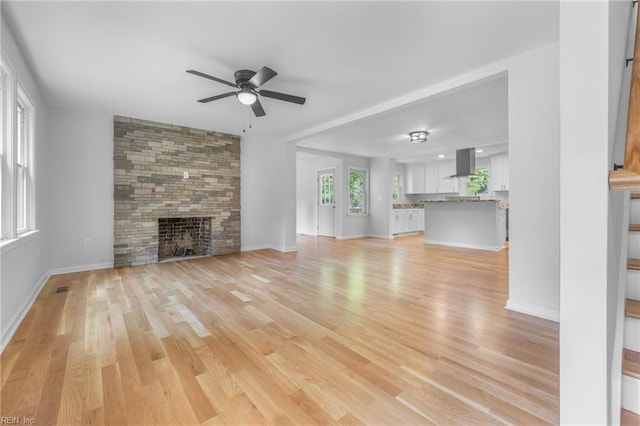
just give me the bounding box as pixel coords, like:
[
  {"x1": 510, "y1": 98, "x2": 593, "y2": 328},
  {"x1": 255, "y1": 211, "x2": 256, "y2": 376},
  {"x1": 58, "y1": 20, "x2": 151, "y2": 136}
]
[
  {"x1": 490, "y1": 154, "x2": 509, "y2": 191},
  {"x1": 393, "y1": 208, "x2": 424, "y2": 234},
  {"x1": 405, "y1": 163, "x2": 426, "y2": 193},
  {"x1": 392, "y1": 209, "x2": 403, "y2": 234},
  {"x1": 406, "y1": 209, "x2": 416, "y2": 232},
  {"x1": 400, "y1": 212, "x2": 410, "y2": 233},
  {"x1": 425, "y1": 161, "x2": 459, "y2": 194}
]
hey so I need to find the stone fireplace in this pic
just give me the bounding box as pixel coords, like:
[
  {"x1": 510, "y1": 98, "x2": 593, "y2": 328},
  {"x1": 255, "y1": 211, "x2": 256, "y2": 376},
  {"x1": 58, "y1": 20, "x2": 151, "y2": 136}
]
[
  {"x1": 158, "y1": 217, "x2": 212, "y2": 262},
  {"x1": 113, "y1": 116, "x2": 240, "y2": 267}
]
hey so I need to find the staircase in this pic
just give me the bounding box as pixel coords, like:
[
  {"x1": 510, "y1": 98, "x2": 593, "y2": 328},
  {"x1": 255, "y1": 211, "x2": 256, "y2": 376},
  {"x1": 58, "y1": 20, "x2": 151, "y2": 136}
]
[{"x1": 622, "y1": 194, "x2": 640, "y2": 423}]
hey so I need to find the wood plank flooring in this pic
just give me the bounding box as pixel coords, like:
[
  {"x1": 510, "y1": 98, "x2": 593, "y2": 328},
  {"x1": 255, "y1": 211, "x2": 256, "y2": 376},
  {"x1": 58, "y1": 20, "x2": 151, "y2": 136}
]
[{"x1": 1, "y1": 235, "x2": 559, "y2": 425}]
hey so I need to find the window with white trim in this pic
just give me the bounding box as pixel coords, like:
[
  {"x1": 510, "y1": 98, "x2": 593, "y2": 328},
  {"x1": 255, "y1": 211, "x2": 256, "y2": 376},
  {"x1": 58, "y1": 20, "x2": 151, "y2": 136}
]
[
  {"x1": 0, "y1": 58, "x2": 9, "y2": 240},
  {"x1": 348, "y1": 167, "x2": 368, "y2": 215},
  {"x1": 0, "y1": 67, "x2": 5, "y2": 239},
  {"x1": 0, "y1": 53, "x2": 36, "y2": 241}
]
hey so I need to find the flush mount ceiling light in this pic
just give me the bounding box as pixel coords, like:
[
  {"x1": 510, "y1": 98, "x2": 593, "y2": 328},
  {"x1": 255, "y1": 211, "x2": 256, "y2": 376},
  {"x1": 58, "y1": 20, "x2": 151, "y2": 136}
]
[
  {"x1": 409, "y1": 131, "x2": 429, "y2": 144},
  {"x1": 236, "y1": 86, "x2": 257, "y2": 105}
]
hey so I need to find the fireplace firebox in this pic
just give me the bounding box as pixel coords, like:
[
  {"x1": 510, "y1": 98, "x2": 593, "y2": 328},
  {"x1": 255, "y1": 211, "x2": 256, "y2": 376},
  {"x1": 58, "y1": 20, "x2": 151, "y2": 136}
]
[{"x1": 158, "y1": 217, "x2": 212, "y2": 262}]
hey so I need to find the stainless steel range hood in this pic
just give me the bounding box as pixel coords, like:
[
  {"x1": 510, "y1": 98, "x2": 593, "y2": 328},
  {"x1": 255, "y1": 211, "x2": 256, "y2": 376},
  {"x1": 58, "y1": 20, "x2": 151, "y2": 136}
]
[{"x1": 448, "y1": 148, "x2": 476, "y2": 178}]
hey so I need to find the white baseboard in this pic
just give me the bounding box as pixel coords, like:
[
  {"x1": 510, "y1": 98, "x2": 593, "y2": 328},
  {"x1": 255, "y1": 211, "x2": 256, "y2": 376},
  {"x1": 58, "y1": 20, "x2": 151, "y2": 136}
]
[
  {"x1": 242, "y1": 244, "x2": 297, "y2": 253},
  {"x1": 337, "y1": 234, "x2": 367, "y2": 240},
  {"x1": 241, "y1": 244, "x2": 273, "y2": 252},
  {"x1": 505, "y1": 299, "x2": 560, "y2": 322},
  {"x1": 1, "y1": 271, "x2": 51, "y2": 353},
  {"x1": 393, "y1": 232, "x2": 423, "y2": 238},
  {"x1": 425, "y1": 239, "x2": 504, "y2": 251},
  {"x1": 49, "y1": 262, "x2": 114, "y2": 276},
  {"x1": 368, "y1": 234, "x2": 394, "y2": 240}
]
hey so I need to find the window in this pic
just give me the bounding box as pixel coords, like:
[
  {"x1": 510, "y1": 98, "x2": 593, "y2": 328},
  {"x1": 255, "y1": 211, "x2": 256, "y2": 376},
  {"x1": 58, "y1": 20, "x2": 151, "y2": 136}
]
[
  {"x1": 0, "y1": 65, "x2": 5, "y2": 239},
  {"x1": 16, "y1": 89, "x2": 34, "y2": 234},
  {"x1": 0, "y1": 53, "x2": 36, "y2": 241},
  {"x1": 16, "y1": 101, "x2": 27, "y2": 231},
  {"x1": 392, "y1": 173, "x2": 402, "y2": 201},
  {"x1": 467, "y1": 168, "x2": 489, "y2": 195},
  {"x1": 348, "y1": 168, "x2": 368, "y2": 215},
  {"x1": 319, "y1": 172, "x2": 334, "y2": 206}
]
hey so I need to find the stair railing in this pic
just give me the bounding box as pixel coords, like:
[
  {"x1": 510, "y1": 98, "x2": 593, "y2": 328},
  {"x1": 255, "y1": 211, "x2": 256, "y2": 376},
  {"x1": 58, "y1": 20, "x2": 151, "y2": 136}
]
[{"x1": 610, "y1": 2, "x2": 640, "y2": 190}]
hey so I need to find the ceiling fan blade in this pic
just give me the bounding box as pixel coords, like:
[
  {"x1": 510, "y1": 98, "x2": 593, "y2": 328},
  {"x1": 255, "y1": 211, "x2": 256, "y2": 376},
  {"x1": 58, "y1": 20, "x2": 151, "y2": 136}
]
[
  {"x1": 251, "y1": 99, "x2": 266, "y2": 117},
  {"x1": 197, "y1": 92, "x2": 236, "y2": 103},
  {"x1": 187, "y1": 70, "x2": 237, "y2": 88},
  {"x1": 248, "y1": 66, "x2": 277, "y2": 88},
  {"x1": 259, "y1": 89, "x2": 306, "y2": 105}
]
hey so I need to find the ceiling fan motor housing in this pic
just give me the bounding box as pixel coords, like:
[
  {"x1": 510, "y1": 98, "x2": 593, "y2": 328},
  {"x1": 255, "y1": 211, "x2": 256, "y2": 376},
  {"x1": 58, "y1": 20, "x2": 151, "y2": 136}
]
[{"x1": 234, "y1": 69, "x2": 256, "y2": 87}]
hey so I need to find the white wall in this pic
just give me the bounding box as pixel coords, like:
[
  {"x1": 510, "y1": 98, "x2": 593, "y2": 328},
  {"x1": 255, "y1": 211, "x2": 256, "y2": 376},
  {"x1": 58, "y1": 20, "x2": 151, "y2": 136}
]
[
  {"x1": 559, "y1": 3, "x2": 609, "y2": 424},
  {"x1": 0, "y1": 17, "x2": 50, "y2": 350},
  {"x1": 241, "y1": 136, "x2": 297, "y2": 252},
  {"x1": 368, "y1": 157, "x2": 394, "y2": 238},
  {"x1": 293, "y1": 149, "x2": 370, "y2": 240},
  {"x1": 47, "y1": 109, "x2": 114, "y2": 272},
  {"x1": 506, "y1": 42, "x2": 560, "y2": 321}
]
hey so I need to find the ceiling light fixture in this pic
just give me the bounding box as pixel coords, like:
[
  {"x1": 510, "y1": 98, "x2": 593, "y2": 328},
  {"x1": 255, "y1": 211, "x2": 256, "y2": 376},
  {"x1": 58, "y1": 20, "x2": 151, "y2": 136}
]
[
  {"x1": 477, "y1": 149, "x2": 484, "y2": 153},
  {"x1": 409, "y1": 130, "x2": 429, "y2": 144},
  {"x1": 438, "y1": 154, "x2": 445, "y2": 158},
  {"x1": 237, "y1": 86, "x2": 257, "y2": 105}
]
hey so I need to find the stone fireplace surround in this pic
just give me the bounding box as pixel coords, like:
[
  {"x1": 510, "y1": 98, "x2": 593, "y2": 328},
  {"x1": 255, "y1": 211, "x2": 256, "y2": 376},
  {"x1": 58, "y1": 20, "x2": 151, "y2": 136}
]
[{"x1": 113, "y1": 116, "x2": 241, "y2": 267}]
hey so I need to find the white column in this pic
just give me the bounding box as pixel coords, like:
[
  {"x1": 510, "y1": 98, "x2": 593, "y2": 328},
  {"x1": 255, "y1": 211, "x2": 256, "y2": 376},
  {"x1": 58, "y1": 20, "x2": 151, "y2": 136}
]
[{"x1": 559, "y1": 2, "x2": 610, "y2": 424}]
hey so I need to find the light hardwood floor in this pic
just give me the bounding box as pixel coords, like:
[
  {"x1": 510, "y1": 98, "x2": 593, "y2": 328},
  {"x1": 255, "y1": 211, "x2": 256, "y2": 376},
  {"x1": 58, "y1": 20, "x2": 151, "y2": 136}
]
[{"x1": 1, "y1": 235, "x2": 558, "y2": 425}]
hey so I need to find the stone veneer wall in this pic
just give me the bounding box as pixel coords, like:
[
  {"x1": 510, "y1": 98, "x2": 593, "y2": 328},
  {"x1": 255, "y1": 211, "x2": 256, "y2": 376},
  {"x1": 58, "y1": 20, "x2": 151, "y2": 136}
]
[{"x1": 113, "y1": 116, "x2": 240, "y2": 267}]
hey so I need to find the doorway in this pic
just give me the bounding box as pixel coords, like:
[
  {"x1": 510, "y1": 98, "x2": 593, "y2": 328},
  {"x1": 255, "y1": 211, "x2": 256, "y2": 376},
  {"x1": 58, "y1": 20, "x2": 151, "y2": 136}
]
[{"x1": 317, "y1": 169, "x2": 336, "y2": 237}]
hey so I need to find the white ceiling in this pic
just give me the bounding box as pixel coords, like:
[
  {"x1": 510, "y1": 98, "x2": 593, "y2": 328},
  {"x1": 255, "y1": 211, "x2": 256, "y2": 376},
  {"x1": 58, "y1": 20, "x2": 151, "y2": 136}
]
[
  {"x1": 2, "y1": 1, "x2": 558, "y2": 160},
  {"x1": 297, "y1": 75, "x2": 509, "y2": 163}
]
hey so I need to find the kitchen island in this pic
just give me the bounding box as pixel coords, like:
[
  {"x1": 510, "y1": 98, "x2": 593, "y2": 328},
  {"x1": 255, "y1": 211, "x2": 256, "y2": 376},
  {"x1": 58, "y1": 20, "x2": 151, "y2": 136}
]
[{"x1": 424, "y1": 199, "x2": 507, "y2": 250}]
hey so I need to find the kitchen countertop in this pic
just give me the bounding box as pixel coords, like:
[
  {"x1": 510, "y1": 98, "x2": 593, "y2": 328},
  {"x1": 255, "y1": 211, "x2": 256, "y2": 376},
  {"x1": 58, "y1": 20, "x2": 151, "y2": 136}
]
[
  {"x1": 423, "y1": 199, "x2": 508, "y2": 209},
  {"x1": 392, "y1": 203, "x2": 424, "y2": 209}
]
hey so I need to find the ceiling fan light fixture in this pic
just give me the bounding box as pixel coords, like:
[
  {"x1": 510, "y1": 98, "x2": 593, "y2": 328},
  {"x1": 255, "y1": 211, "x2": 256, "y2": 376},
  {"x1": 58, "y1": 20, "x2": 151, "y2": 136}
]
[
  {"x1": 237, "y1": 88, "x2": 257, "y2": 105},
  {"x1": 409, "y1": 130, "x2": 429, "y2": 144}
]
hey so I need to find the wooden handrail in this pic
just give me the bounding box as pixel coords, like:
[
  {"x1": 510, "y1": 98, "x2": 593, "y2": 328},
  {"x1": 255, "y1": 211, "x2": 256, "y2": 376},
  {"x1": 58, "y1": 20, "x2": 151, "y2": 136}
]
[{"x1": 610, "y1": 4, "x2": 640, "y2": 190}]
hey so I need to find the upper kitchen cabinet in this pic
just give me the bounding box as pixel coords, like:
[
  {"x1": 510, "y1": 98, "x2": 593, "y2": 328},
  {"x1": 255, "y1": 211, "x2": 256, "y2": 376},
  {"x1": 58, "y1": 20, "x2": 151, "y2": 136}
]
[
  {"x1": 426, "y1": 161, "x2": 459, "y2": 194},
  {"x1": 490, "y1": 154, "x2": 509, "y2": 191},
  {"x1": 405, "y1": 163, "x2": 426, "y2": 194}
]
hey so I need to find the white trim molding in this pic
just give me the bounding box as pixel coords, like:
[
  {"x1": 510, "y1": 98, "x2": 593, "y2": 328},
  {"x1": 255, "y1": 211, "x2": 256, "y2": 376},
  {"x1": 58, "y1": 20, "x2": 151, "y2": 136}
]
[
  {"x1": 505, "y1": 299, "x2": 560, "y2": 322},
  {"x1": 425, "y1": 239, "x2": 505, "y2": 252},
  {"x1": 49, "y1": 262, "x2": 114, "y2": 276},
  {"x1": 0, "y1": 270, "x2": 49, "y2": 352}
]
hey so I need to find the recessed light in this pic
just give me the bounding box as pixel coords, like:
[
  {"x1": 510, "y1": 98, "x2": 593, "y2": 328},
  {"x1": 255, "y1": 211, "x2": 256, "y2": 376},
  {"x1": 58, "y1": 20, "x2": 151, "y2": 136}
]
[
  {"x1": 438, "y1": 154, "x2": 445, "y2": 158},
  {"x1": 477, "y1": 149, "x2": 484, "y2": 153}
]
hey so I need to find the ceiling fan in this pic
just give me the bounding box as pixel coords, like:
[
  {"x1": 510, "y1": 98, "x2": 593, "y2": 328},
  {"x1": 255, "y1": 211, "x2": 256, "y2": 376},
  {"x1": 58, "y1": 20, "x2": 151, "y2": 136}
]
[{"x1": 187, "y1": 66, "x2": 306, "y2": 117}]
